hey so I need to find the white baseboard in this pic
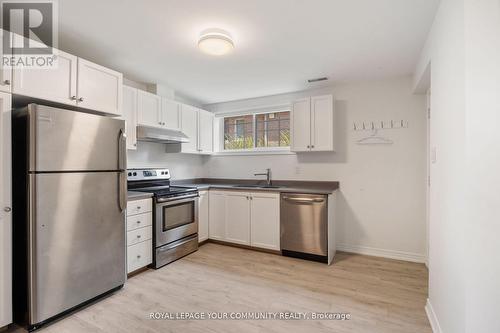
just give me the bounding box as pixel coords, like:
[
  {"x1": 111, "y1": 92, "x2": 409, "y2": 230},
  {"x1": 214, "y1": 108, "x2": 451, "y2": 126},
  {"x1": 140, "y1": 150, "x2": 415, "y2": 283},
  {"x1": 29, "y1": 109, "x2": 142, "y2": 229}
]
[
  {"x1": 336, "y1": 243, "x2": 427, "y2": 263},
  {"x1": 425, "y1": 298, "x2": 442, "y2": 333}
]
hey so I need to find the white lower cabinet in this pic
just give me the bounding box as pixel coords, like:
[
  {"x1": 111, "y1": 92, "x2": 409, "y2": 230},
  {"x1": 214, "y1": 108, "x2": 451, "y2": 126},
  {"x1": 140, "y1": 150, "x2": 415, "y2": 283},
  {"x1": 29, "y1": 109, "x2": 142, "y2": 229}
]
[
  {"x1": 198, "y1": 190, "x2": 209, "y2": 242},
  {"x1": 225, "y1": 192, "x2": 251, "y2": 245},
  {"x1": 208, "y1": 190, "x2": 280, "y2": 250},
  {"x1": 127, "y1": 239, "x2": 153, "y2": 274},
  {"x1": 208, "y1": 191, "x2": 226, "y2": 241},
  {"x1": 126, "y1": 198, "x2": 153, "y2": 274},
  {"x1": 250, "y1": 192, "x2": 280, "y2": 250}
]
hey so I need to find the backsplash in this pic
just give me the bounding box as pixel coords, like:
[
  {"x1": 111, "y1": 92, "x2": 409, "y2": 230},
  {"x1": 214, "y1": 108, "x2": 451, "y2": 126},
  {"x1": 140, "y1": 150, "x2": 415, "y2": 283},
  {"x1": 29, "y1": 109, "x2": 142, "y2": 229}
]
[{"x1": 127, "y1": 141, "x2": 206, "y2": 180}]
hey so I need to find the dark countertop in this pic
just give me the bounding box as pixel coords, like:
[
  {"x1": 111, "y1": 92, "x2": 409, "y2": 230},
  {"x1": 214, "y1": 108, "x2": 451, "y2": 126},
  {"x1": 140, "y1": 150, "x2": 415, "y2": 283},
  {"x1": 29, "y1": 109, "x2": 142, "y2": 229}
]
[
  {"x1": 127, "y1": 191, "x2": 154, "y2": 201},
  {"x1": 172, "y1": 178, "x2": 339, "y2": 195}
]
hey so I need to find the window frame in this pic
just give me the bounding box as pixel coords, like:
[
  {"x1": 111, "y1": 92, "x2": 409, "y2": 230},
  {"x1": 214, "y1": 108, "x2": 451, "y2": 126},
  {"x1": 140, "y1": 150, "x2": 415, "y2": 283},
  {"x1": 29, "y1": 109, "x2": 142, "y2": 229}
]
[{"x1": 219, "y1": 109, "x2": 292, "y2": 154}]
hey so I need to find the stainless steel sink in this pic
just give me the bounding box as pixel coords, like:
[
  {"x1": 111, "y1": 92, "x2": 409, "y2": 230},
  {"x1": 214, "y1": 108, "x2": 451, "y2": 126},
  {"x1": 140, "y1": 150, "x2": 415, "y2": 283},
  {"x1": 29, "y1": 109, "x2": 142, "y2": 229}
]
[
  {"x1": 231, "y1": 184, "x2": 282, "y2": 189},
  {"x1": 232, "y1": 184, "x2": 260, "y2": 188}
]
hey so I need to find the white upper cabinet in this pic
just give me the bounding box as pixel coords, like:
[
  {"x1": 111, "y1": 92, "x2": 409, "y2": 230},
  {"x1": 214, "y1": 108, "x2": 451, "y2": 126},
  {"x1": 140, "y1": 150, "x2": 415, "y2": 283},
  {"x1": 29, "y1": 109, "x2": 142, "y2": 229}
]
[
  {"x1": 291, "y1": 94, "x2": 334, "y2": 152},
  {"x1": 137, "y1": 90, "x2": 162, "y2": 128},
  {"x1": 11, "y1": 49, "x2": 123, "y2": 116},
  {"x1": 311, "y1": 95, "x2": 334, "y2": 151},
  {"x1": 131, "y1": 91, "x2": 213, "y2": 154},
  {"x1": 122, "y1": 86, "x2": 138, "y2": 150},
  {"x1": 180, "y1": 104, "x2": 199, "y2": 153},
  {"x1": 161, "y1": 98, "x2": 181, "y2": 131},
  {"x1": 12, "y1": 50, "x2": 77, "y2": 106},
  {"x1": 198, "y1": 109, "x2": 214, "y2": 154},
  {"x1": 180, "y1": 106, "x2": 213, "y2": 154},
  {"x1": 0, "y1": 92, "x2": 12, "y2": 327},
  {"x1": 290, "y1": 98, "x2": 311, "y2": 152},
  {"x1": 76, "y1": 58, "x2": 123, "y2": 116},
  {"x1": 0, "y1": 47, "x2": 11, "y2": 93}
]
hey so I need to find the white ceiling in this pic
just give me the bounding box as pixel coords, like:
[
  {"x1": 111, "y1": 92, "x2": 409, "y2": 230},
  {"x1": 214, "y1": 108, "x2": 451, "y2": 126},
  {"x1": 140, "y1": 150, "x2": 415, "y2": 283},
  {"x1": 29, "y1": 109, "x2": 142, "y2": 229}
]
[{"x1": 58, "y1": 0, "x2": 439, "y2": 104}]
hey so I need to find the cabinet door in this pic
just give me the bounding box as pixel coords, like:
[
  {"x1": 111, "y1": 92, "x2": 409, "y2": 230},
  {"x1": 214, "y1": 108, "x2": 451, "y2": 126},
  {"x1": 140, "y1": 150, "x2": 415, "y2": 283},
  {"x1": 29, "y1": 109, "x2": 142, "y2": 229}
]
[
  {"x1": 198, "y1": 190, "x2": 209, "y2": 242},
  {"x1": 250, "y1": 192, "x2": 280, "y2": 251},
  {"x1": 180, "y1": 104, "x2": 199, "y2": 153},
  {"x1": 161, "y1": 98, "x2": 181, "y2": 130},
  {"x1": 291, "y1": 98, "x2": 311, "y2": 152},
  {"x1": 0, "y1": 92, "x2": 12, "y2": 327},
  {"x1": 12, "y1": 49, "x2": 77, "y2": 106},
  {"x1": 225, "y1": 192, "x2": 251, "y2": 245},
  {"x1": 0, "y1": 44, "x2": 11, "y2": 93},
  {"x1": 122, "y1": 86, "x2": 138, "y2": 150},
  {"x1": 198, "y1": 109, "x2": 213, "y2": 154},
  {"x1": 137, "y1": 90, "x2": 162, "y2": 128},
  {"x1": 208, "y1": 191, "x2": 225, "y2": 241},
  {"x1": 76, "y1": 58, "x2": 123, "y2": 116},
  {"x1": 311, "y1": 95, "x2": 334, "y2": 151}
]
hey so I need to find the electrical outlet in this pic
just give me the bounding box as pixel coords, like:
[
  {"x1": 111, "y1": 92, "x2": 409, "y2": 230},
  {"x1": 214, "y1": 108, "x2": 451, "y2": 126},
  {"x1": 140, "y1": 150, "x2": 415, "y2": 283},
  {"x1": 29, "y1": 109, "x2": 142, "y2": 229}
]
[{"x1": 431, "y1": 147, "x2": 437, "y2": 164}]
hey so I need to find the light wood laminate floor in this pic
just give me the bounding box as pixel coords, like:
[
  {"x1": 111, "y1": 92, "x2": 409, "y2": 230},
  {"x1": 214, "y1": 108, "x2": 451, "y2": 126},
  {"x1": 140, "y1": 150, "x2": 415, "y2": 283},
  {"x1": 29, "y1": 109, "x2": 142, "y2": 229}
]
[{"x1": 11, "y1": 243, "x2": 430, "y2": 333}]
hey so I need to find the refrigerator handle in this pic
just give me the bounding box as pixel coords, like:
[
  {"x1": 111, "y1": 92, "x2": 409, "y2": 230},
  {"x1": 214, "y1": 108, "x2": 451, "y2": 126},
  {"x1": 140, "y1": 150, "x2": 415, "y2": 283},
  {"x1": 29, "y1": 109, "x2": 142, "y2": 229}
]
[
  {"x1": 119, "y1": 172, "x2": 126, "y2": 212},
  {"x1": 118, "y1": 128, "x2": 127, "y2": 212},
  {"x1": 118, "y1": 129, "x2": 127, "y2": 171}
]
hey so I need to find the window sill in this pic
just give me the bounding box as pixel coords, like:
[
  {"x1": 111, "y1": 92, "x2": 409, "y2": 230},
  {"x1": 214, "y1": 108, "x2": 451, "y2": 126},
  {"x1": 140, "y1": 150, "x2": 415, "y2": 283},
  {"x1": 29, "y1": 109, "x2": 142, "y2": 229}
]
[{"x1": 212, "y1": 149, "x2": 296, "y2": 156}]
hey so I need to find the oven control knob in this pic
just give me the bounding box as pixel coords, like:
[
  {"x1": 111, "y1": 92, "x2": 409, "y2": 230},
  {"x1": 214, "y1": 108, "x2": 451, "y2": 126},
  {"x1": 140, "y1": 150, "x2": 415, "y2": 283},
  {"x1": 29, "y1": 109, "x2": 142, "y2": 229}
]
[
  {"x1": 133, "y1": 172, "x2": 137, "y2": 176},
  {"x1": 128, "y1": 172, "x2": 132, "y2": 177}
]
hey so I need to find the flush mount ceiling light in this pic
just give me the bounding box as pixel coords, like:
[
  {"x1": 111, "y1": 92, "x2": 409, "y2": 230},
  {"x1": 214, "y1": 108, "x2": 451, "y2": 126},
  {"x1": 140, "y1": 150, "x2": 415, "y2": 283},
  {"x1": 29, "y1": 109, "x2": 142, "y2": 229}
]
[{"x1": 198, "y1": 29, "x2": 234, "y2": 56}]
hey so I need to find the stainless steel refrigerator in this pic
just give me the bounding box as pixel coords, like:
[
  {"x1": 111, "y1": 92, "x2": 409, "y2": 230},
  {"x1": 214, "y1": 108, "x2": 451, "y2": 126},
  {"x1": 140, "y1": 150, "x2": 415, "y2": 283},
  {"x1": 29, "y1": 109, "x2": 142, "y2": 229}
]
[{"x1": 12, "y1": 104, "x2": 127, "y2": 330}]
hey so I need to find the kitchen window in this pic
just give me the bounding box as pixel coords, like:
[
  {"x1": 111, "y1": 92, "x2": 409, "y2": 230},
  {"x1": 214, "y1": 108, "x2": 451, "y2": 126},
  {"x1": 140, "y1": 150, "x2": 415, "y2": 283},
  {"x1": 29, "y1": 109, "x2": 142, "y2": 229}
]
[{"x1": 223, "y1": 111, "x2": 291, "y2": 151}]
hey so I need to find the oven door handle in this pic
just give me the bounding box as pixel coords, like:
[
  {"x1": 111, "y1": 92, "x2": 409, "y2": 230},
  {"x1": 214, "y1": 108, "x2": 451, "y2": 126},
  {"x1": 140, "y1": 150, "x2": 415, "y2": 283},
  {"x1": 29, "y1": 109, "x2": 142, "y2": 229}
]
[{"x1": 156, "y1": 193, "x2": 199, "y2": 204}]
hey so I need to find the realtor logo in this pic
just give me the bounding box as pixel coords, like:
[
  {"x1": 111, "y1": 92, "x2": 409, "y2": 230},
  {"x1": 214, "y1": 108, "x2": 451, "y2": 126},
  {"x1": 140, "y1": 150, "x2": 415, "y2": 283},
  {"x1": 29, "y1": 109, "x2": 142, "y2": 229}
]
[{"x1": 0, "y1": 0, "x2": 58, "y2": 68}]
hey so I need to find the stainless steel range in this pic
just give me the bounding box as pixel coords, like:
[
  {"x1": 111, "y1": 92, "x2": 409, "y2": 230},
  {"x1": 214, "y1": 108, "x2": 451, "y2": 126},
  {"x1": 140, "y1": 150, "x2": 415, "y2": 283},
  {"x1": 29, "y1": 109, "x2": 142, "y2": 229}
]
[{"x1": 127, "y1": 169, "x2": 199, "y2": 268}]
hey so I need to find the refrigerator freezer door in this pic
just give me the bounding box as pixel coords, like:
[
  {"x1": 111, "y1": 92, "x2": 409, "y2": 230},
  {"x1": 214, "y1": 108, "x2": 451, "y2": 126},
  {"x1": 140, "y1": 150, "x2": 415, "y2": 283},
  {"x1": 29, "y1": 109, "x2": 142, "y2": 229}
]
[
  {"x1": 28, "y1": 172, "x2": 126, "y2": 325},
  {"x1": 27, "y1": 104, "x2": 126, "y2": 172}
]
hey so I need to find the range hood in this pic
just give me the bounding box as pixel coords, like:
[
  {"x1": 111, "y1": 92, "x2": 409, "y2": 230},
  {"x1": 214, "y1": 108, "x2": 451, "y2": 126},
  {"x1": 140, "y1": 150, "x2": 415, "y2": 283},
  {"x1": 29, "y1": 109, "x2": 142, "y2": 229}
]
[{"x1": 136, "y1": 125, "x2": 190, "y2": 143}]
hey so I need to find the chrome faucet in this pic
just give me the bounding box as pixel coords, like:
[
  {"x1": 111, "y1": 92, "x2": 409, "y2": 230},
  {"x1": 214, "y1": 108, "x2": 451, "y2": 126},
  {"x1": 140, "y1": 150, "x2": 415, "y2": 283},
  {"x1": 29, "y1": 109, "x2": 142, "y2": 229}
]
[{"x1": 254, "y1": 168, "x2": 272, "y2": 186}]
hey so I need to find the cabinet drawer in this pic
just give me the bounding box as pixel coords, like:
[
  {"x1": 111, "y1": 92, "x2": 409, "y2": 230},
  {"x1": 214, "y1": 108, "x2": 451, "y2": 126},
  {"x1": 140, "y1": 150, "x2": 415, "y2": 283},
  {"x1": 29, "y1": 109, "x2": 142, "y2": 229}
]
[
  {"x1": 127, "y1": 198, "x2": 152, "y2": 216},
  {"x1": 126, "y1": 212, "x2": 152, "y2": 231},
  {"x1": 127, "y1": 226, "x2": 152, "y2": 246},
  {"x1": 127, "y1": 239, "x2": 152, "y2": 273}
]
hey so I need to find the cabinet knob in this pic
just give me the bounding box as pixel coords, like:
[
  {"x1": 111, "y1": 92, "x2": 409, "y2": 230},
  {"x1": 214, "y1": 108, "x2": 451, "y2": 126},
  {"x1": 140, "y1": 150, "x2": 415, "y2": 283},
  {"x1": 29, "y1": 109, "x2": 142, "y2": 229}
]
[
  {"x1": 136, "y1": 221, "x2": 141, "y2": 224},
  {"x1": 137, "y1": 255, "x2": 141, "y2": 259},
  {"x1": 307, "y1": 145, "x2": 310, "y2": 148},
  {"x1": 137, "y1": 206, "x2": 141, "y2": 210},
  {"x1": 311, "y1": 145, "x2": 315, "y2": 148},
  {"x1": 136, "y1": 235, "x2": 141, "y2": 239},
  {"x1": 4, "y1": 80, "x2": 10, "y2": 85},
  {"x1": 3, "y1": 207, "x2": 11, "y2": 212},
  {"x1": 70, "y1": 96, "x2": 77, "y2": 101},
  {"x1": 78, "y1": 97, "x2": 84, "y2": 102}
]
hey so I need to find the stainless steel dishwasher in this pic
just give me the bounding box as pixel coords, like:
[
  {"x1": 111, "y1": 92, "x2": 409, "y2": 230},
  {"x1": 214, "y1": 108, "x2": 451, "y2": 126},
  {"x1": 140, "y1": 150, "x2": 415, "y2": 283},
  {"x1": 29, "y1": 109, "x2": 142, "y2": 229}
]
[{"x1": 280, "y1": 193, "x2": 328, "y2": 263}]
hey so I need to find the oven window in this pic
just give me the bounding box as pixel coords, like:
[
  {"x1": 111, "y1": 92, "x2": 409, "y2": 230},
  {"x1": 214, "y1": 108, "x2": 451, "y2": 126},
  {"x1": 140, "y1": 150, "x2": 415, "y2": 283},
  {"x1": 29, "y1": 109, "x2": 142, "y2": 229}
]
[{"x1": 163, "y1": 201, "x2": 194, "y2": 231}]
